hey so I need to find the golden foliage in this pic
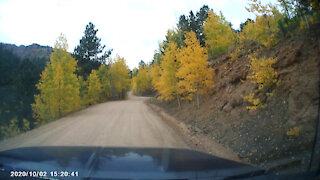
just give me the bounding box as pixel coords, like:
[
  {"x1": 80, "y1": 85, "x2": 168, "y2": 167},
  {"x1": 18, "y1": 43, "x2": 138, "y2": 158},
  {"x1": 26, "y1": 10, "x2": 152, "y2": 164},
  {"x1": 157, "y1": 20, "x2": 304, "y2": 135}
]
[
  {"x1": 246, "y1": 0, "x2": 273, "y2": 15},
  {"x1": 247, "y1": 54, "x2": 278, "y2": 90},
  {"x1": 132, "y1": 66, "x2": 152, "y2": 95},
  {"x1": 240, "y1": 0, "x2": 283, "y2": 47},
  {"x1": 204, "y1": 11, "x2": 237, "y2": 57},
  {"x1": 157, "y1": 42, "x2": 180, "y2": 101},
  {"x1": 131, "y1": 76, "x2": 138, "y2": 94},
  {"x1": 0, "y1": 118, "x2": 20, "y2": 138},
  {"x1": 97, "y1": 64, "x2": 111, "y2": 100},
  {"x1": 32, "y1": 34, "x2": 81, "y2": 124},
  {"x1": 242, "y1": 54, "x2": 278, "y2": 110},
  {"x1": 177, "y1": 31, "x2": 213, "y2": 107},
  {"x1": 54, "y1": 33, "x2": 68, "y2": 51},
  {"x1": 22, "y1": 118, "x2": 30, "y2": 132},
  {"x1": 286, "y1": 126, "x2": 300, "y2": 136},
  {"x1": 109, "y1": 55, "x2": 131, "y2": 99},
  {"x1": 242, "y1": 93, "x2": 265, "y2": 110},
  {"x1": 78, "y1": 76, "x2": 89, "y2": 106},
  {"x1": 231, "y1": 46, "x2": 241, "y2": 61},
  {"x1": 149, "y1": 63, "x2": 161, "y2": 91},
  {"x1": 31, "y1": 35, "x2": 131, "y2": 128},
  {"x1": 0, "y1": 117, "x2": 30, "y2": 139},
  {"x1": 87, "y1": 70, "x2": 102, "y2": 105}
]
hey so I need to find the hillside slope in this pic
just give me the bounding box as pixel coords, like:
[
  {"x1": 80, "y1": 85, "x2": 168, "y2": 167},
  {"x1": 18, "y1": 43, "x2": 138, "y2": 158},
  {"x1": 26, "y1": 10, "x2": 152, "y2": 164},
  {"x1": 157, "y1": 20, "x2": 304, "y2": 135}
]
[
  {"x1": 152, "y1": 27, "x2": 320, "y2": 164},
  {"x1": 0, "y1": 43, "x2": 52, "y2": 60},
  {"x1": 0, "y1": 43, "x2": 52, "y2": 69},
  {"x1": 0, "y1": 43, "x2": 52, "y2": 139}
]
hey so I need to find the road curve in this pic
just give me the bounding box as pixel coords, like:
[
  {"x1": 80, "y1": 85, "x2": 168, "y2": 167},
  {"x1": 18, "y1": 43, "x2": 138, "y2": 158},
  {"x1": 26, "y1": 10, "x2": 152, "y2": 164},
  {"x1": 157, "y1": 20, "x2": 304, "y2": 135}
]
[{"x1": 0, "y1": 92, "x2": 188, "y2": 152}]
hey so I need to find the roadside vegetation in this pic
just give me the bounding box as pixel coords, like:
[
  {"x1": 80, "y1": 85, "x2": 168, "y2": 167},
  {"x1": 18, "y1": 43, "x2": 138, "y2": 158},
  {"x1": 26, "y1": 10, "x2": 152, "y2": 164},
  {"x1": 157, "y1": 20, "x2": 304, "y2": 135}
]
[
  {"x1": 32, "y1": 33, "x2": 130, "y2": 125},
  {"x1": 0, "y1": 23, "x2": 130, "y2": 139},
  {"x1": 132, "y1": 0, "x2": 319, "y2": 109},
  {"x1": 132, "y1": 0, "x2": 320, "y2": 164}
]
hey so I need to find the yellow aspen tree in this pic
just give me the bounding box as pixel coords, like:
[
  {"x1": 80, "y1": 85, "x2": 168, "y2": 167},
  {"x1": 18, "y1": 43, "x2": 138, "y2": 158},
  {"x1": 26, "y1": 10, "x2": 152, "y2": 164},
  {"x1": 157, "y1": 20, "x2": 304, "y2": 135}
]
[
  {"x1": 134, "y1": 66, "x2": 152, "y2": 95},
  {"x1": 32, "y1": 34, "x2": 81, "y2": 124},
  {"x1": 79, "y1": 76, "x2": 89, "y2": 107},
  {"x1": 57, "y1": 48, "x2": 81, "y2": 115},
  {"x1": 131, "y1": 68, "x2": 138, "y2": 94},
  {"x1": 242, "y1": 54, "x2": 278, "y2": 110},
  {"x1": 87, "y1": 70, "x2": 102, "y2": 104},
  {"x1": 97, "y1": 64, "x2": 111, "y2": 100},
  {"x1": 157, "y1": 41, "x2": 182, "y2": 108},
  {"x1": 177, "y1": 31, "x2": 213, "y2": 109},
  {"x1": 247, "y1": 54, "x2": 278, "y2": 90},
  {"x1": 149, "y1": 63, "x2": 161, "y2": 91},
  {"x1": 204, "y1": 11, "x2": 237, "y2": 57},
  {"x1": 240, "y1": 0, "x2": 283, "y2": 47},
  {"x1": 108, "y1": 55, "x2": 130, "y2": 99},
  {"x1": 131, "y1": 76, "x2": 138, "y2": 94}
]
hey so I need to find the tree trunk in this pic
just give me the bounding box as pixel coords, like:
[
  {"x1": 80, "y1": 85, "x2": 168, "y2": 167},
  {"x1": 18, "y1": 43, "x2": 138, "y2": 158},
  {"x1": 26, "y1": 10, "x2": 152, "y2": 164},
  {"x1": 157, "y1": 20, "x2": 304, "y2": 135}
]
[
  {"x1": 196, "y1": 91, "x2": 200, "y2": 110},
  {"x1": 304, "y1": 15, "x2": 310, "y2": 29},
  {"x1": 176, "y1": 92, "x2": 181, "y2": 110},
  {"x1": 110, "y1": 77, "x2": 113, "y2": 98},
  {"x1": 281, "y1": 0, "x2": 290, "y2": 19}
]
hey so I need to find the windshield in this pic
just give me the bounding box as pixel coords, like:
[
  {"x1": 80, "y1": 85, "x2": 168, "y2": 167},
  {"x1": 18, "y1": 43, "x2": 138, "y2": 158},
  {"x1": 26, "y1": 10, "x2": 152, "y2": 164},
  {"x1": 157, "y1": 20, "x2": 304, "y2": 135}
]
[{"x1": 0, "y1": 0, "x2": 319, "y2": 179}]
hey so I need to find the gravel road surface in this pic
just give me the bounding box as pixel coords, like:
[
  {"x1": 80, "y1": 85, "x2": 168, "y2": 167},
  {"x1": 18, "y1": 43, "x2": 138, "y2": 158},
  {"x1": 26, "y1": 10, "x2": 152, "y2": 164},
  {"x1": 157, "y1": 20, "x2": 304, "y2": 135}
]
[{"x1": 0, "y1": 92, "x2": 188, "y2": 151}]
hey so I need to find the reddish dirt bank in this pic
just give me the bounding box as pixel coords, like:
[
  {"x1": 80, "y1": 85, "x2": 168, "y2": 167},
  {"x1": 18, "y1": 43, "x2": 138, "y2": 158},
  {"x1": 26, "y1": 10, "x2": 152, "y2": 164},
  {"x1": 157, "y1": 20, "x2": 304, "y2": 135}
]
[{"x1": 150, "y1": 26, "x2": 320, "y2": 166}]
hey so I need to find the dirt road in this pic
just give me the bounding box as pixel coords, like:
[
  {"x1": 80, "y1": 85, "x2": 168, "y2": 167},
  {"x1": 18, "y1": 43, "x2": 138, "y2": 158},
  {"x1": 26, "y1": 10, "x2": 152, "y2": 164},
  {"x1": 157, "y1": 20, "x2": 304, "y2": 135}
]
[{"x1": 0, "y1": 92, "x2": 188, "y2": 151}]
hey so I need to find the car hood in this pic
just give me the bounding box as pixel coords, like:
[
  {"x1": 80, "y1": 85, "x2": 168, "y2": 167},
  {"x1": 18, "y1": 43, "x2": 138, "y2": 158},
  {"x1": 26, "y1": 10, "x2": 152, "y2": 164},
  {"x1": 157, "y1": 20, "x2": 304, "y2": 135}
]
[{"x1": 0, "y1": 146, "x2": 264, "y2": 179}]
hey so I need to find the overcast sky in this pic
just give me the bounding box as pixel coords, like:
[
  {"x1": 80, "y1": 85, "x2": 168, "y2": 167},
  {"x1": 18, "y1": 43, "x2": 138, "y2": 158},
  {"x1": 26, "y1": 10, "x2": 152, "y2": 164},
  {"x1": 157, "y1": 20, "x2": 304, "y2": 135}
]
[{"x1": 0, "y1": 0, "x2": 277, "y2": 69}]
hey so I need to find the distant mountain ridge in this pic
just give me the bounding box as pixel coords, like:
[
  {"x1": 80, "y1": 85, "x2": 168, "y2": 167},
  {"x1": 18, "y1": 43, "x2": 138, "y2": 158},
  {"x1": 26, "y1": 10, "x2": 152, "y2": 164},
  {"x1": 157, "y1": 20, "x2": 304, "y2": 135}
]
[{"x1": 0, "y1": 42, "x2": 53, "y2": 61}]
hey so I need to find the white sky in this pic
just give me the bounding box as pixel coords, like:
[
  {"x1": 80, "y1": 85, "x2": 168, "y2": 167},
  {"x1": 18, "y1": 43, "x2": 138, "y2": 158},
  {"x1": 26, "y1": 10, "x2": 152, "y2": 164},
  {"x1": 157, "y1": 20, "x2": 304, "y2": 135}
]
[{"x1": 0, "y1": 0, "x2": 277, "y2": 69}]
